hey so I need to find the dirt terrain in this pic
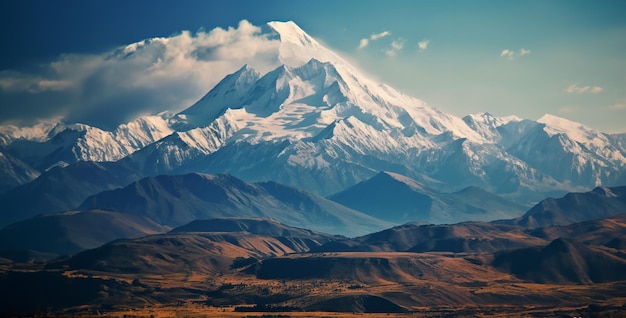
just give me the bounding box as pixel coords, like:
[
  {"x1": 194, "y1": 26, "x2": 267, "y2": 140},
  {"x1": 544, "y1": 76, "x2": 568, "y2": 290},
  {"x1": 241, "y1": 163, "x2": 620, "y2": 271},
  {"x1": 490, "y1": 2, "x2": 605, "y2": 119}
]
[{"x1": 2, "y1": 216, "x2": 626, "y2": 316}]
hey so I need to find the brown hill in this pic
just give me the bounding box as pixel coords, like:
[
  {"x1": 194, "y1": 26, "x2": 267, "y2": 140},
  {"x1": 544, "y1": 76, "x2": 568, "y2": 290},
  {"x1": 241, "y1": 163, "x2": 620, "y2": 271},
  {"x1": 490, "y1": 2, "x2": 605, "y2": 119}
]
[
  {"x1": 50, "y1": 218, "x2": 339, "y2": 275},
  {"x1": 492, "y1": 238, "x2": 626, "y2": 284},
  {"x1": 527, "y1": 213, "x2": 626, "y2": 246}
]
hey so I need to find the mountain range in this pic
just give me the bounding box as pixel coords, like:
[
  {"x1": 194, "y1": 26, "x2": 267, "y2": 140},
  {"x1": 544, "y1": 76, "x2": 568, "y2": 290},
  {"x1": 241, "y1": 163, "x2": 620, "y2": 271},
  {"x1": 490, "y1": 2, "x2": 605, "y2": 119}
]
[
  {"x1": 1, "y1": 19, "x2": 625, "y2": 317},
  {"x1": 77, "y1": 172, "x2": 392, "y2": 236},
  {"x1": 0, "y1": 20, "x2": 624, "y2": 208}
]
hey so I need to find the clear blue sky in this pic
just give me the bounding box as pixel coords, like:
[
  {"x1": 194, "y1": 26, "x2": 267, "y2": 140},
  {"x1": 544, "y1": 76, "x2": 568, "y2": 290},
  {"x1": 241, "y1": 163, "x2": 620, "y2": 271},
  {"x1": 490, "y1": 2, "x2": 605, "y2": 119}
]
[{"x1": 1, "y1": 0, "x2": 625, "y2": 132}]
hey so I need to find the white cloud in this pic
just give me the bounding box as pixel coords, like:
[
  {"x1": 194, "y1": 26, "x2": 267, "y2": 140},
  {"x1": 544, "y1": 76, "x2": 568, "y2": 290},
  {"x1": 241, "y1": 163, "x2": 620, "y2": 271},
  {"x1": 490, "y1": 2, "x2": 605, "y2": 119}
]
[
  {"x1": 418, "y1": 39, "x2": 430, "y2": 52},
  {"x1": 0, "y1": 20, "x2": 284, "y2": 129},
  {"x1": 565, "y1": 84, "x2": 604, "y2": 94},
  {"x1": 357, "y1": 30, "x2": 391, "y2": 49},
  {"x1": 385, "y1": 39, "x2": 405, "y2": 57},
  {"x1": 589, "y1": 86, "x2": 604, "y2": 94},
  {"x1": 358, "y1": 38, "x2": 369, "y2": 49},
  {"x1": 370, "y1": 31, "x2": 391, "y2": 41},
  {"x1": 500, "y1": 48, "x2": 531, "y2": 60},
  {"x1": 500, "y1": 49, "x2": 515, "y2": 59}
]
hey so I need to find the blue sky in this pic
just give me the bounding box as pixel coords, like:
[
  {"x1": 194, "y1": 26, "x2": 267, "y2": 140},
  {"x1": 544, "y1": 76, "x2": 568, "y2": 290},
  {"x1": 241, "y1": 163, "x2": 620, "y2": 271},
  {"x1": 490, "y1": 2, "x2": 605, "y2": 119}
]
[{"x1": 1, "y1": 0, "x2": 625, "y2": 132}]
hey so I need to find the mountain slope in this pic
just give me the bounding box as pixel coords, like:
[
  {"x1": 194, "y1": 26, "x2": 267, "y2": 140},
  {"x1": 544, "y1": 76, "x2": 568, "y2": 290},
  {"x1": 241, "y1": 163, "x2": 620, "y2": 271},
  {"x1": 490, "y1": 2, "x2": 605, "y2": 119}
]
[
  {"x1": 509, "y1": 186, "x2": 626, "y2": 228},
  {"x1": 78, "y1": 173, "x2": 391, "y2": 236},
  {"x1": 0, "y1": 161, "x2": 140, "y2": 227},
  {"x1": 493, "y1": 238, "x2": 626, "y2": 284},
  {"x1": 0, "y1": 210, "x2": 167, "y2": 258},
  {"x1": 506, "y1": 115, "x2": 626, "y2": 187},
  {"x1": 171, "y1": 217, "x2": 341, "y2": 242},
  {"x1": 0, "y1": 150, "x2": 39, "y2": 193},
  {"x1": 527, "y1": 213, "x2": 626, "y2": 247},
  {"x1": 50, "y1": 218, "x2": 339, "y2": 275},
  {"x1": 328, "y1": 171, "x2": 526, "y2": 224}
]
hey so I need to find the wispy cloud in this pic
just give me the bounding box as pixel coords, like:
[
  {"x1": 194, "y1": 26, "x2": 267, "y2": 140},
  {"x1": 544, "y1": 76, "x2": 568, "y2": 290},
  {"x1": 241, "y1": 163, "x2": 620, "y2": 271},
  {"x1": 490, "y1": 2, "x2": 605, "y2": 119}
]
[
  {"x1": 500, "y1": 48, "x2": 531, "y2": 60},
  {"x1": 565, "y1": 84, "x2": 604, "y2": 94},
  {"x1": 418, "y1": 39, "x2": 430, "y2": 52},
  {"x1": 0, "y1": 72, "x2": 72, "y2": 93},
  {"x1": 608, "y1": 101, "x2": 626, "y2": 110},
  {"x1": 386, "y1": 39, "x2": 405, "y2": 57},
  {"x1": 370, "y1": 31, "x2": 391, "y2": 41},
  {"x1": 357, "y1": 30, "x2": 392, "y2": 49},
  {"x1": 0, "y1": 20, "x2": 284, "y2": 129}
]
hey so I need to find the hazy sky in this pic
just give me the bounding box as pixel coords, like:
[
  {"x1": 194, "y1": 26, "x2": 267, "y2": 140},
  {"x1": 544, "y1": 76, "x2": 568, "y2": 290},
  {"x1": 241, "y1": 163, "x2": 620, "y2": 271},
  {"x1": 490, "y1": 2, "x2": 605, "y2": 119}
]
[{"x1": 1, "y1": 0, "x2": 625, "y2": 132}]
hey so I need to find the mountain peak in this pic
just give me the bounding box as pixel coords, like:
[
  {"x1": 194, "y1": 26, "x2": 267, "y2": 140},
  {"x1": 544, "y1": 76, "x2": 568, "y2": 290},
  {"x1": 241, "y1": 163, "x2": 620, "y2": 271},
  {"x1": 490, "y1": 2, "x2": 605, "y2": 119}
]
[
  {"x1": 266, "y1": 21, "x2": 343, "y2": 69},
  {"x1": 267, "y1": 21, "x2": 320, "y2": 48},
  {"x1": 174, "y1": 65, "x2": 260, "y2": 128},
  {"x1": 378, "y1": 171, "x2": 426, "y2": 191},
  {"x1": 537, "y1": 113, "x2": 606, "y2": 145},
  {"x1": 537, "y1": 114, "x2": 596, "y2": 136}
]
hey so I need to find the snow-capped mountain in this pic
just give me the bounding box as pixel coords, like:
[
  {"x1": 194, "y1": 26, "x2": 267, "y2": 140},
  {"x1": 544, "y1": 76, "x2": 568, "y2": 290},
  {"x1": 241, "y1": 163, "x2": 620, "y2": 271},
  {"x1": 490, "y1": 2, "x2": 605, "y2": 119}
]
[
  {"x1": 1, "y1": 21, "x2": 624, "y2": 204},
  {"x1": 4, "y1": 115, "x2": 173, "y2": 171}
]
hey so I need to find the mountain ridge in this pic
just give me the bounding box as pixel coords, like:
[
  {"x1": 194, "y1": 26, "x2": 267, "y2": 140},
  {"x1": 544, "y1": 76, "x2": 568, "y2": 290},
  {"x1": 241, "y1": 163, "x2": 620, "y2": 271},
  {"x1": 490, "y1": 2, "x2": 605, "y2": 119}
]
[
  {"x1": 0, "y1": 20, "x2": 624, "y2": 203},
  {"x1": 78, "y1": 172, "x2": 392, "y2": 237}
]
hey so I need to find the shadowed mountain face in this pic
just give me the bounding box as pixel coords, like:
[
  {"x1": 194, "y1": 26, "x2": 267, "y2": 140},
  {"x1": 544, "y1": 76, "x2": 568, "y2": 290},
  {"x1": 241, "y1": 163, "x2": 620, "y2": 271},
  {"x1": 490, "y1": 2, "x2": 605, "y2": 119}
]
[
  {"x1": 493, "y1": 238, "x2": 626, "y2": 284},
  {"x1": 78, "y1": 173, "x2": 392, "y2": 237},
  {"x1": 0, "y1": 210, "x2": 167, "y2": 259},
  {"x1": 0, "y1": 161, "x2": 140, "y2": 227},
  {"x1": 328, "y1": 171, "x2": 527, "y2": 225},
  {"x1": 508, "y1": 186, "x2": 626, "y2": 228}
]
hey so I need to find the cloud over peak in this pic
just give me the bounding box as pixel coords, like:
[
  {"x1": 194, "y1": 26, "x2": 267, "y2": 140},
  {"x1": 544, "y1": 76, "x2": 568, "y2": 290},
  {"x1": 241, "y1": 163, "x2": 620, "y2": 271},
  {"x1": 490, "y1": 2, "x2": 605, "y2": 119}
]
[{"x1": 0, "y1": 20, "x2": 283, "y2": 129}]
